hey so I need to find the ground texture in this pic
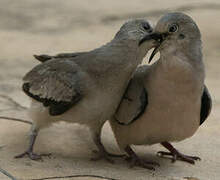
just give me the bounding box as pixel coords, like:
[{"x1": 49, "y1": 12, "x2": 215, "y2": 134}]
[{"x1": 0, "y1": 0, "x2": 220, "y2": 180}]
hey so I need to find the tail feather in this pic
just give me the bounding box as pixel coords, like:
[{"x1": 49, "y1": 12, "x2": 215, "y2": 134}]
[{"x1": 33, "y1": 55, "x2": 52, "y2": 62}]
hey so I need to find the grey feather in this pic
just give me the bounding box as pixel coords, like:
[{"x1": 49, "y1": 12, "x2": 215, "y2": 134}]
[
  {"x1": 114, "y1": 65, "x2": 149, "y2": 125},
  {"x1": 23, "y1": 58, "x2": 84, "y2": 102}
]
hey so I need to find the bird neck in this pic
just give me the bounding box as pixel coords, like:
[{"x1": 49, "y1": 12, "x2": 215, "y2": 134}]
[
  {"x1": 101, "y1": 39, "x2": 142, "y2": 67},
  {"x1": 160, "y1": 40, "x2": 204, "y2": 69},
  {"x1": 158, "y1": 40, "x2": 205, "y2": 85},
  {"x1": 110, "y1": 38, "x2": 138, "y2": 52}
]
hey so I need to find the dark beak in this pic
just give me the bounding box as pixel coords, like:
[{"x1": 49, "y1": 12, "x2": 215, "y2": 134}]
[
  {"x1": 138, "y1": 33, "x2": 162, "y2": 46},
  {"x1": 148, "y1": 33, "x2": 168, "y2": 63},
  {"x1": 148, "y1": 46, "x2": 158, "y2": 63}
]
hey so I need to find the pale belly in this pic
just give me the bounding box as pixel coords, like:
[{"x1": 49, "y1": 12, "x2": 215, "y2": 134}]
[
  {"x1": 29, "y1": 89, "x2": 122, "y2": 129},
  {"x1": 128, "y1": 98, "x2": 201, "y2": 146}
]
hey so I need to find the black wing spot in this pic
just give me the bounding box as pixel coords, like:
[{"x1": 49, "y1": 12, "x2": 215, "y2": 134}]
[
  {"x1": 200, "y1": 87, "x2": 212, "y2": 125},
  {"x1": 49, "y1": 94, "x2": 82, "y2": 116},
  {"x1": 23, "y1": 83, "x2": 50, "y2": 106},
  {"x1": 22, "y1": 83, "x2": 81, "y2": 116}
]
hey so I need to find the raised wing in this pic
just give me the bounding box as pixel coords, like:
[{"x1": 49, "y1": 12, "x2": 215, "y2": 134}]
[
  {"x1": 200, "y1": 85, "x2": 212, "y2": 125},
  {"x1": 23, "y1": 59, "x2": 85, "y2": 115}
]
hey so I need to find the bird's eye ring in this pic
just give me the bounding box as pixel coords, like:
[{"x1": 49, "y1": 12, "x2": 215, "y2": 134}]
[{"x1": 168, "y1": 24, "x2": 178, "y2": 33}]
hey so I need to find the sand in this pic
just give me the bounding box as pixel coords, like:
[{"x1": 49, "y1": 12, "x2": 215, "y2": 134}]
[{"x1": 0, "y1": 0, "x2": 220, "y2": 179}]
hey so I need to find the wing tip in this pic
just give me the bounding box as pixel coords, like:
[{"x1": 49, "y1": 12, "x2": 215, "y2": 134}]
[{"x1": 33, "y1": 54, "x2": 52, "y2": 62}]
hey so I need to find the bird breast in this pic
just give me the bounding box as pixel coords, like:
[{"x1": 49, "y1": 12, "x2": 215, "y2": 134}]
[{"x1": 139, "y1": 61, "x2": 204, "y2": 144}]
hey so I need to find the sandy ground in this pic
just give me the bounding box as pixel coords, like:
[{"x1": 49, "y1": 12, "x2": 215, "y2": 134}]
[{"x1": 0, "y1": 0, "x2": 220, "y2": 180}]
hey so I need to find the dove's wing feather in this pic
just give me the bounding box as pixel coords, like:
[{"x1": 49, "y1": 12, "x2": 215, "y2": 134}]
[
  {"x1": 114, "y1": 65, "x2": 150, "y2": 125},
  {"x1": 23, "y1": 58, "x2": 85, "y2": 115},
  {"x1": 34, "y1": 52, "x2": 85, "y2": 63}
]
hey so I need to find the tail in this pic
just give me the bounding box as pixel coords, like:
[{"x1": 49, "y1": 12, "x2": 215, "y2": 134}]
[{"x1": 33, "y1": 54, "x2": 53, "y2": 63}]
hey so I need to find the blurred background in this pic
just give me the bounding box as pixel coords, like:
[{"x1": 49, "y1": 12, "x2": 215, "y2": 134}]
[{"x1": 0, "y1": 0, "x2": 220, "y2": 180}]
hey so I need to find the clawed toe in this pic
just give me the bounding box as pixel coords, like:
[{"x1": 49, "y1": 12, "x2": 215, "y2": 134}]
[
  {"x1": 91, "y1": 149, "x2": 126, "y2": 163},
  {"x1": 15, "y1": 151, "x2": 51, "y2": 161},
  {"x1": 159, "y1": 142, "x2": 201, "y2": 165},
  {"x1": 124, "y1": 146, "x2": 159, "y2": 170},
  {"x1": 188, "y1": 156, "x2": 201, "y2": 161},
  {"x1": 128, "y1": 157, "x2": 157, "y2": 170},
  {"x1": 107, "y1": 152, "x2": 126, "y2": 158},
  {"x1": 126, "y1": 156, "x2": 159, "y2": 170},
  {"x1": 91, "y1": 150, "x2": 115, "y2": 164},
  {"x1": 15, "y1": 152, "x2": 40, "y2": 160},
  {"x1": 157, "y1": 150, "x2": 201, "y2": 164}
]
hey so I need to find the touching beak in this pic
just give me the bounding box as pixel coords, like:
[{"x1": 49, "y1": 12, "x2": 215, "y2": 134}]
[
  {"x1": 148, "y1": 32, "x2": 168, "y2": 63},
  {"x1": 139, "y1": 32, "x2": 168, "y2": 63},
  {"x1": 138, "y1": 33, "x2": 162, "y2": 46}
]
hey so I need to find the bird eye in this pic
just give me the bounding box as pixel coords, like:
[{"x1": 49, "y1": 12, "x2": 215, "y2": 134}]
[
  {"x1": 143, "y1": 23, "x2": 150, "y2": 31},
  {"x1": 168, "y1": 24, "x2": 178, "y2": 33}
]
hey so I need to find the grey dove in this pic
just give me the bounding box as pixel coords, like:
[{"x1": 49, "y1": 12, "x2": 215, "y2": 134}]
[
  {"x1": 110, "y1": 12, "x2": 212, "y2": 170},
  {"x1": 15, "y1": 19, "x2": 158, "y2": 162}
]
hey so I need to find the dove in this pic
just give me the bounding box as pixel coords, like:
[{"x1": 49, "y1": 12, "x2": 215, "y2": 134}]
[
  {"x1": 15, "y1": 19, "x2": 159, "y2": 162},
  {"x1": 110, "y1": 12, "x2": 212, "y2": 170}
]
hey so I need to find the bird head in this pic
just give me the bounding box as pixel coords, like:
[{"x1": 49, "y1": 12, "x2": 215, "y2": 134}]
[
  {"x1": 140, "y1": 12, "x2": 202, "y2": 63},
  {"x1": 114, "y1": 19, "x2": 160, "y2": 53}
]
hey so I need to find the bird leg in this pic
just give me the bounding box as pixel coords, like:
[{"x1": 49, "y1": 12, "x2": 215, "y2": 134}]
[
  {"x1": 157, "y1": 141, "x2": 201, "y2": 164},
  {"x1": 124, "y1": 145, "x2": 159, "y2": 170},
  {"x1": 15, "y1": 128, "x2": 51, "y2": 160},
  {"x1": 91, "y1": 132, "x2": 125, "y2": 164}
]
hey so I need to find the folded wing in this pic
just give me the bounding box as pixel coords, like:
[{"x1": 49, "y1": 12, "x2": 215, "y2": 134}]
[
  {"x1": 23, "y1": 59, "x2": 85, "y2": 115},
  {"x1": 114, "y1": 66, "x2": 149, "y2": 125}
]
